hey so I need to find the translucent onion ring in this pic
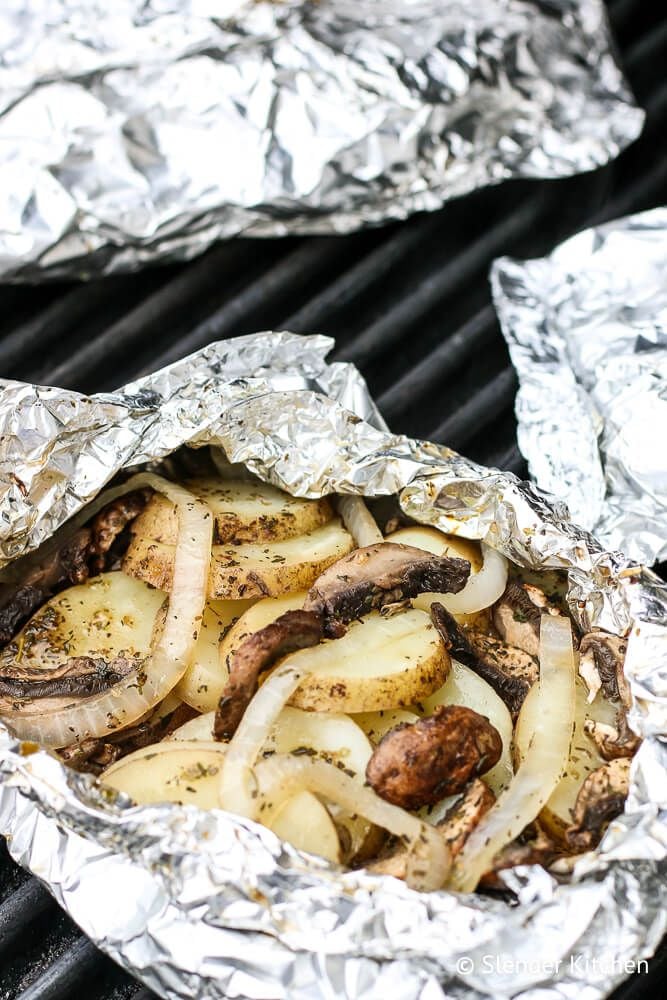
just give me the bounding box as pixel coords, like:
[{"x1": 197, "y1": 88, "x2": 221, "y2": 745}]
[
  {"x1": 439, "y1": 542, "x2": 508, "y2": 615},
  {"x1": 0, "y1": 474, "x2": 212, "y2": 747},
  {"x1": 254, "y1": 754, "x2": 451, "y2": 892},
  {"x1": 448, "y1": 614, "x2": 576, "y2": 892}
]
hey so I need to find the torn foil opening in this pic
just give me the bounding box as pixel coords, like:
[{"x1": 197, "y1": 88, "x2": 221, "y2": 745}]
[{"x1": 0, "y1": 331, "x2": 665, "y2": 1000}]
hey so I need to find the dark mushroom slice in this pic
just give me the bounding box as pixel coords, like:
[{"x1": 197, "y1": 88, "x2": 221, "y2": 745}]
[
  {"x1": 366, "y1": 779, "x2": 495, "y2": 879},
  {"x1": 303, "y1": 542, "x2": 470, "y2": 637},
  {"x1": 430, "y1": 602, "x2": 537, "y2": 717},
  {"x1": 87, "y1": 489, "x2": 151, "y2": 574},
  {"x1": 365, "y1": 705, "x2": 502, "y2": 810},
  {"x1": 565, "y1": 758, "x2": 631, "y2": 852},
  {"x1": 492, "y1": 581, "x2": 561, "y2": 658},
  {"x1": 579, "y1": 631, "x2": 639, "y2": 759},
  {"x1": 59, "y1": 700, "x2": 197, "y2": 775},
  {"x1": 0, "y1": 655, "x2": 138, "y2": 705},
  {"x1": 478, "y1": 830, "x2": 558, "y2": 890},
  {"x1": 214, "y1": 609, "x2": 323, "y2": 740}
]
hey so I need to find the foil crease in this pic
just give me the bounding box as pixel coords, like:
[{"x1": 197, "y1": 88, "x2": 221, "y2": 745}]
[
  {"x1": 0, "y1": 0, "x2": 644, "y2": 281},
  {"x1": 1, "y1": 331, "x2": 666, "y2": 1000},
  {"x1": 491, "y1": 207, "x2": 667, "y2": 567}
]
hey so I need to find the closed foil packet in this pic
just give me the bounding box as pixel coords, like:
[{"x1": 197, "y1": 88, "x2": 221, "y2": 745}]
[
  {"x1": 0, "y1": 332, "x2": 666, "y2": 1000},
  {"x1": 491, "y1": 207, "x2": 667, "y2": 566},
  {"x1": 0, "y1": 0, "x2": 643, "y2": 280}
]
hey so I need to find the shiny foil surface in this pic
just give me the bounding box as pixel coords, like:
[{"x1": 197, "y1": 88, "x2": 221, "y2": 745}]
[
  {"x1": 0, "y1": 0, "x2": 644, "y2": 280},
  {"x1": 491, "y1": 207, "x2": 667, "y2": 566},
  {"x1": 0, "y1": 332, "x2": 666, "y2": 999}
]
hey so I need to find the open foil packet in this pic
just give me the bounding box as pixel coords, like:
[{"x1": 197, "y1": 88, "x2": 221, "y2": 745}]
[
  {"x1": 0, "y1": 0, "x2": 644, "y2": 281},
  {"x1": 1, "y1": 332, "x2": 666, "y2": 1000},
  {"x1": 491, "y1": 207, "x2": 667, "y2": 567}
]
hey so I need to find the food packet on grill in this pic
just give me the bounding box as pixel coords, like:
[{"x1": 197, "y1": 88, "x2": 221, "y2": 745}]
[
  {"x1": 0, "y1": 0, "x2": 643, "y2": 280},
  {"x1": 0, "y1": 332, "x2": 666, "y2": 1000}
]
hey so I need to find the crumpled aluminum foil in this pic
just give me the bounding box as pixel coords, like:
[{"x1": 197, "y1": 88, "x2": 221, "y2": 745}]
[
  {"x1": 0, "y1": 0, "x2": 644, "y2": 281},
  {"x1": 1, "y1": 332, "x2": 666, "y2": 1000},
  {"x1": 491, "y1": 207, "x2": 667, "y2": 567}
]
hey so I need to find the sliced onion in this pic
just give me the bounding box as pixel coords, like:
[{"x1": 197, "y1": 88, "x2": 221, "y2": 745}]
[
  {"x1": 254, "y1": 754, "x2": 451, "y2": 891},
  {"x1": 218, "y1": 658, "x2": 308, "y2": 819},
  {"x1": 1, "y1": 474, "x2": 212, "y2": 747},
  {"x1": 335, "y1": 495, "x2": 383, "y2": 547},
  {"x1": 439, "y1": 543, "x2": 507, "y2": 615},
  {"x1": 448, "y1": 614, "x2": 575, "y2": 892}
]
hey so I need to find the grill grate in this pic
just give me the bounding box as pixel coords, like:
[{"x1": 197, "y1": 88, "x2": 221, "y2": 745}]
[{"x1": 1, "y1": 1, "x2": 666, "y2": 997}]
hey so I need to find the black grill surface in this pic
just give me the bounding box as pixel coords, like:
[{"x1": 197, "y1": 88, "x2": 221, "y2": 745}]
[{"x1": 1, "y1": 1, "x2": 666, "y2": 998}]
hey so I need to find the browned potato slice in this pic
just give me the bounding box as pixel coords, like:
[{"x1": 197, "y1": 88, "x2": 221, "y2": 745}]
[
  {"x1": 133, "y1": 478, "x2": 333, "y2": 545},
  {"x1": 123, "y1": 518, "x2": 354, "y2": 600},
  {"x1": 286, "y1": 609, "x2": 449, "y2": 714},
  {"x1": 514, "y1": 675, "x2": 618, "y2": 844}
]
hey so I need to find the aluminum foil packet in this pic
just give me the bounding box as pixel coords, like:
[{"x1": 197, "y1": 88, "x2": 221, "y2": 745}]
[
  {"x1": 0, "y1": 0, "x2": 644, "y2": 281},
  {"x1": 1, "y1": 332, "x2": 666, "y2": 1000},
  {"x1": 491, "y1": 207, "x2": 667, "y2": 567}
]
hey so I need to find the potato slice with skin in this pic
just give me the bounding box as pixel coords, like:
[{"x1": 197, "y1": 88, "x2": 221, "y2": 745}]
[
  {"x1": 102, "y1": 740, "x2": 340, "y2": 862},
  {"x1": 287, "y1": 608, "x2": 449, "y2": 714},
  {"x1": 219, "y1": 591, "x2": 307, "y2": 673},
  {"x1": 388, "y1": 526, "x2": 486, "y2": 626},
  {"x1": 133, "y1": 478, "x2": 334, "y2": 545},
  {"x1": 103, "y1": 741, "x2": 226, "y2": 809},
  {"x1": 514, "y1": 675, "x2": 618, "y2": 844},
  {"x1": 421, "y1": 660, "x2": 514, "y2": 796},
  {"x1": 270, "y1": 789, "x2": 341, "y2": 864},
  {"x1": 175, "y1": 598, "x2": 256, "y2": 712},
  {"x1": 123, "y1": 519, "x2": 354, "y2": 600}
]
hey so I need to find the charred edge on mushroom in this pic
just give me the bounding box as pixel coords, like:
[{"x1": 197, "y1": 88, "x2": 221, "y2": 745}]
[
  {"x1": 565, "y1": 757, "x2": 631, "y2": 851},
  {"x1": 365, "y1": 704, "x2": 502, "y2": 810},
  {"x1": 0, "y1": 490, "x2": 150, "y2": 649},
  {"x1": 430, "y1": 602, "x2": 537, "y2": 717},
  {"x1": 0, "y1": 655, "x2": 139, "y2": 701},
  {"x1": 59, "y1": 701, "x2": 198, "y2": 775},
  {"x1": 492, "y1": 581, "x2": 560, "y2": 658},
  {"x1": 303, "y1": 542, "x2": 470, "y2": 636},
  {"x1": 214, "y1": 609, "x2": 323, "y2": 740}
]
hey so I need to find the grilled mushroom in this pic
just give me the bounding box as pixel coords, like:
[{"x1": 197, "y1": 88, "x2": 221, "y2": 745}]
[
  {"x1": 367, "y1": 779, "x2": 495, "y2": 879},
  {"x1": 430, "y1": 603, "x2": 537, "y2": 717},
  {"x1": 479, "y1": 829, "x2": 558, "y2": 890},
  {"x1": 365, "y1": 705, "x2": 502, "y2": 810},
  {"x1": 0, "y1": 655, "x2": 138, "y2": 704},
  {"x1": 492, "y1": 581, "x2": 560, "y2": 657},
  {"x1": 303, "y1": 543, "x2": 470, "y2": 636},
  {"x1": 565, "y1": 758, "x2": 631, "y2": 851},
  {"x1": 214, "y1": 609, "x2": 323, "y2": 740},
  {"x1": 87, "y1": 489, "x2": 150, "y2": 573},
  {"x1": 579, "y1": 631, "x2": 639, "y2": 759}
]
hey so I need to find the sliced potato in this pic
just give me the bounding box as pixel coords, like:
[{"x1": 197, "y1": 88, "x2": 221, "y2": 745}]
[
  {"x1": 421, "y1": 660, "x2": 514, "y2": 795},
  {"x1": 123, "y1": 519, "x2": 354, "y2": 600},
  {"x1": 133, "y1": 478, "x2": 334, "y2": 545},
  {"x1": 352, "y1": 709, "x2": 420, "y2": 744},
  {"x1": 103, "y1": 740, "x2": 226, "y2": 809},
  {"x1": 286, "y1": 609, "x2": 449, "y2": 714},
  {"x1": 387, "y1": 526, "x2": 486, "y2": 625},
  {"x1": 514, "y1": 675, "x2": 618, "y2": 843},
  {"x1": 270, "y1": 789, "x2": 341, "y2": 863},
  {"x1": 169, "y1": 711, "x2": 216, "y2": 741},
  {"x1": 0, "y1": 571, "x2": 164, "y2": 677},
  {"x1": 218, "y1": 591, "x2": 307, "y2": 672},
  {"x1": 174, "y1": 598, "x2": 256, "y2": 712}
]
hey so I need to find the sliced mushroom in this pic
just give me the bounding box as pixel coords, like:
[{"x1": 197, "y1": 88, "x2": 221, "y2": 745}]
[
  {"x1": 59, "y1": 700, "x2": 197, "y2": 774},
  {"x1": 87, "y1": 489, "x2": 150, "y2": 573},
  {"x1": 565, "y1": 757, "x2": 631, "y2": 851},
  {"x1": 0, "y1": 654, "x2": 138, "y2": 704},
  {"x1": 478, "y1": 829, "x2": 558, "y2": 890},
  {"x1": 303, "y1": 543, "x2": 470, "y2": 636},
  {"x1": 579, "y1": 632, "x2": 630, "y2": 707},
  {"x1": 430, "y1": 603, "x2": 537, "y2": 717},
  {"x1": 492, "y1": 581, "x2": 560, "y2": 658},
  {"x1": 365, "y1": 705, "x2": 502, "y2": 810},
  {"x1": 583, "y1": 716, "x2": 641, "y2": 761},
  {"x1": 213, "y1": 609, "x2": 323, "y2": 740},
  {"x1": 366, "y1": 779, "x2": 495, "y2": 879}
]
